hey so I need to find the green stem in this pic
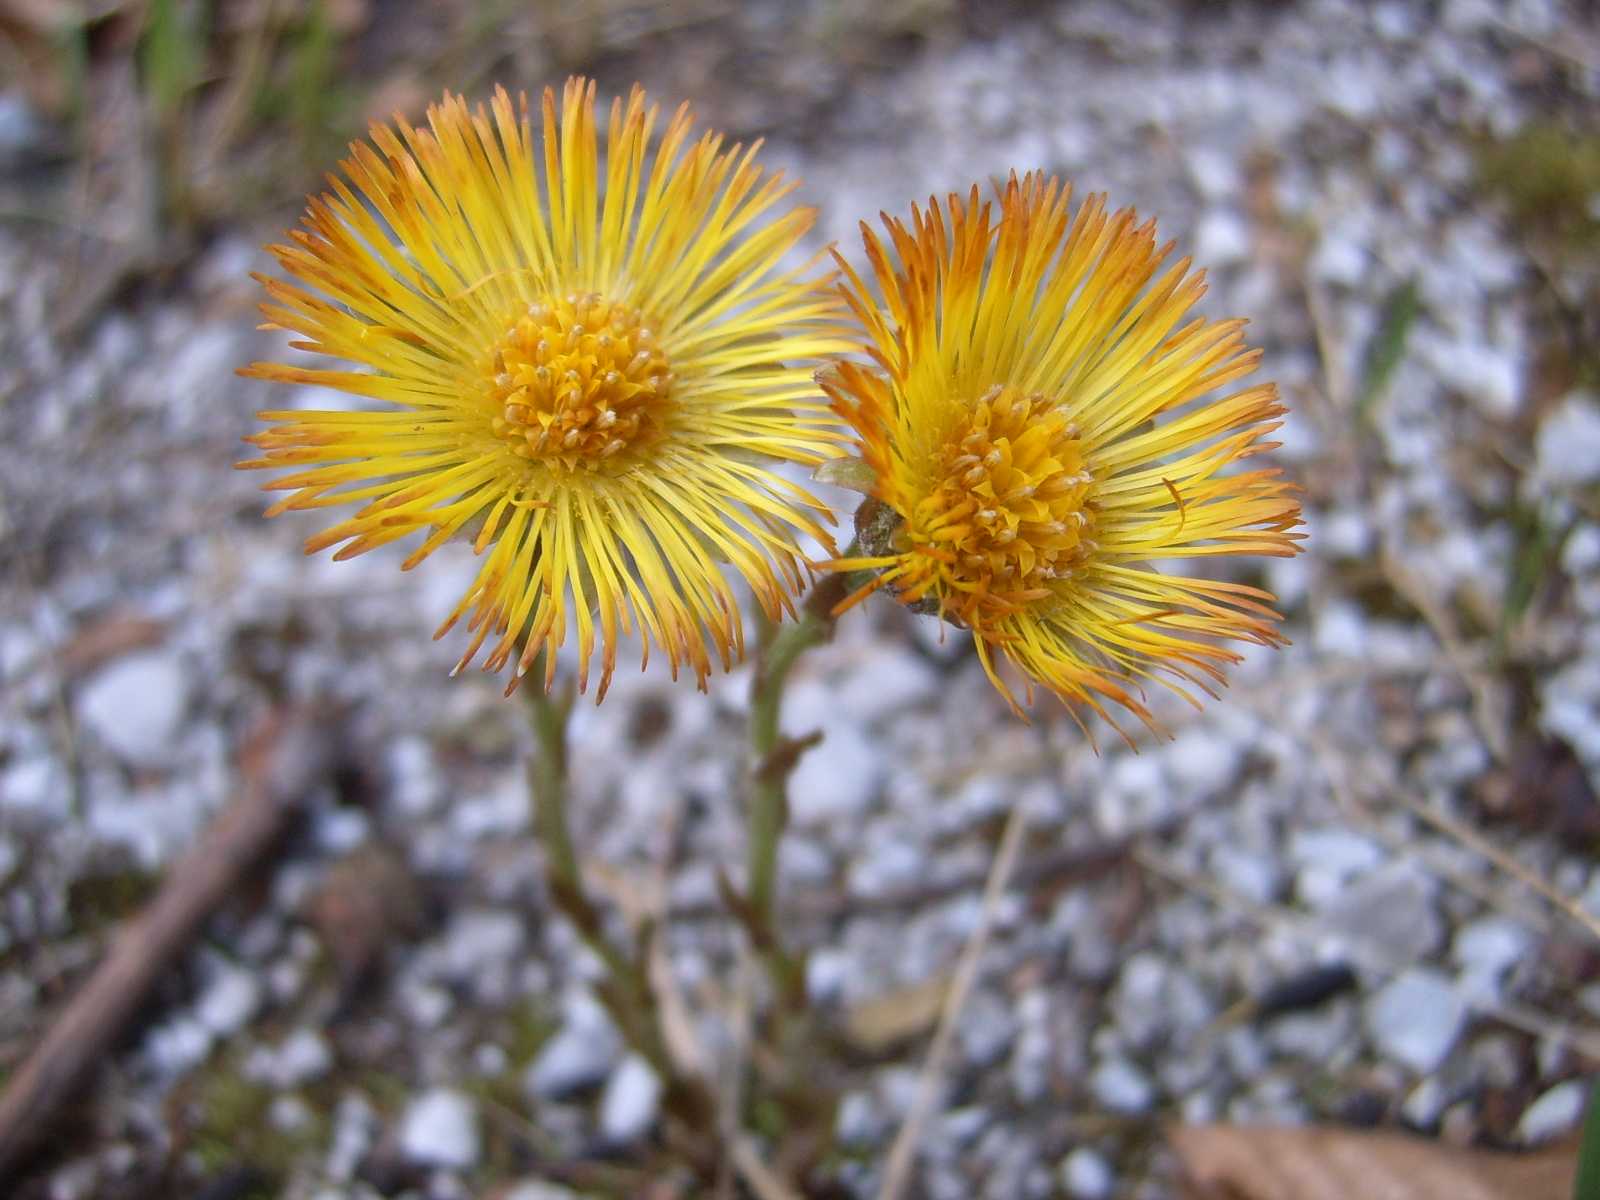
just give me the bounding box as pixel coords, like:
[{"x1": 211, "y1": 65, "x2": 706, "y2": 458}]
[
  {"x1": 519, "y1": 672, "x2": 692, "y2": 1110},
  {"x1": 745, "y1": 576, "x2": 848, "y2": 1010}
]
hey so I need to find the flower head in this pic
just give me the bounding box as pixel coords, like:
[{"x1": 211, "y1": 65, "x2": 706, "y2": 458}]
[
  {"x1": 823, "y1": 172, "x2": 1302, "y2": 735},
  {"x1": 240, "y1": 79, "x2": 846, "y2": 697}
]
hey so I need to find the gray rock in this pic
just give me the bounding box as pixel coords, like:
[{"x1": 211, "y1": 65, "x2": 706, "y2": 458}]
[
  {"x1": 1318, "y1": 864, "x2": 1443, "y2": 962},
  {"x1": 598, "y1": 1055, "x2": 662, "y2": 1144},
  {"x1": 1364, "y1": 969, "x2": 1468, "y2": 1074},
  {"x1": 77, "y1": 650, "x2": 188, "y2": 767},
  {"x1": 1113, "y1": 954, "x2": 1180, "y2": 1049},
  {"x1": 1516, "y1": 1080, "x2": 1589, "y2": 1145},
  {"x1": 1266, "y1": 1002, "x2": 1356, "y2": 1062},
  {"x1": 398, "y1": 1089, "x2": 479, "y2": 1169}
]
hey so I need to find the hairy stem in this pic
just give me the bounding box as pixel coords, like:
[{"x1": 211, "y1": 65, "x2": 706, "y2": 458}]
[
  {"x1": 520, "y1": 672, "x2": 711, "y2": 1129},
  {"x1": 745, "y1": 575, "x2": 848, "y2": 1011}
]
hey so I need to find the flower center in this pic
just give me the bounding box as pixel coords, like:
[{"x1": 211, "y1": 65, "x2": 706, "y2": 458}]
[
  {"x1": 485, "y1": 293, "x2": 672, "y2": 469},
  {"x1": 908, "y1": 385, "x2": 1095, "y2": 625}
]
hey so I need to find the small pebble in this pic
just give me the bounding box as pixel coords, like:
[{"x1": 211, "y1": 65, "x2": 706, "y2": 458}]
[
  {"x1": 398, "y1": 1089, "x2": 480, "y2": 1169},
  {"x1": 598, "y1": 1055, "x2": 662, "y2": 1144}
]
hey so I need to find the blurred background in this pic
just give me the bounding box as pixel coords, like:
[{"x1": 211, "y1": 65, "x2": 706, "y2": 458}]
[{"x1": 2, "y1": 0, "x2": 1600, "y2": 1197}]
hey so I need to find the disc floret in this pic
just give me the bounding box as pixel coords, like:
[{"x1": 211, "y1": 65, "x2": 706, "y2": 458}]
[{"x1": 485, "y1": 293, "x2": 671, "y2": 470}]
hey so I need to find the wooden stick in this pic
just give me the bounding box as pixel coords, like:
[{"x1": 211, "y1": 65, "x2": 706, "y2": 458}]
[
  {"x1": 878, "y1": 804, "x2": 1029, "y2": 1200},
  {"x1": 0, "y1": 708, "x2": 338, "y2": 1180}
]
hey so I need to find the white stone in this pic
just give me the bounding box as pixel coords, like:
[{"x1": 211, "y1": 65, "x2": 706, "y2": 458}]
[
  {"x1": 1186, "y1": 145, "x2": 1240, "y2": 202},
  {"x1": 836, "y1": 1090, "x2": 883, "y2": 1147},
  {"x1": 1, "y1": 755, "x2": 70, "y2": 819},
  {"x1": 1453, "y1": 916, "x2": 1535, "y2": 995},
  {"x1": 77, "y1": 650, "x2": 188, "y2": 767},
  {"x1": 441, "y1": 908, "x2": 524, "y2": 979},
  {"x1": 526, "y1": 991, "x2": 621, "y2": 1098},
  {"x1": 269, "y1": 1095, "x2": 314, "y2": 1133},
  {"x1": 400, "y1": 979, "x2": 453, "y2": 1028},
  {"x1": 451, "y1": 775, "x2": 529, "y2": 840},
  {"x1": 1165, "y1": 729, "x2": 1241, "y2": 797},
  {"x1": 398, "y1": 1089, "x2": 480, "y2": 1169},
  {"x1": 1195, "y1": 210, "x2": 1252, "y2": 266},
  {"x1": 1516, "y1": 1080, "x2": 1589, "y2": 1144},
  {"x1": 312, "y1": 806, "x2": 369, "y2": 855},
  {"x1": 1536, "y1": 392, "x2": 1600, "y2": 487},
  {"x1": 835, "y1": 648, "x2": 938, "y2": 723},
  {"x1": 786, "y1": 719, "x2": 883, "y2": 824},
  {"x1": 1060, "y1": 1147, "x2": 1114, "y2": 1199},
  {"x1": 326, "y1": 1093, "x2": 378, "y2": 1181},
  {"x1": 1089, "y1": 1058, "x2": 1155, "y2": 1113},
  {"x1": 1311, "y1": 600, "x2": 1369, "y2": 660},
  {"x1": 246, "y1": 1027, "x2": 333, "y2": 1088},
  {"x1": 1267, "y1": 1007, "x2": 1354, "y2": 1061},
  {"x1": 1401, "y1": 1077, "x2": 1448, "y2": 1127},
  {"x1": 598, "y1": 1055, "x2": 662, "y2": 1144},
  {"x1": 806, "y1": 948, "x2": 850, "y2": 1004},
  {"x1": 1428, "y1": 339, "x2": 1523, "y2": 418},
  {"x1": 196, "y1": 966, "x2": 261, "y2": 1036},
  {"x1": 1364, "y1": 969, "x2": 1468, "y2": 1074},
  {"x1": 144, "y1": 1016, "x2": 213, "y2": 1076},
  {"x1": 1311, "y1": 231, "x2": 1367, "y2": 287},
  {"x1": 504, "y1": 1184, "x2": 581, "y2": 1200},
  {"x1": 1289, "y1": 828, "x2": 1384, "y2": 880},
  {"x1": 1210, "y1": 845, "x2": 1280, "y2": 904}
]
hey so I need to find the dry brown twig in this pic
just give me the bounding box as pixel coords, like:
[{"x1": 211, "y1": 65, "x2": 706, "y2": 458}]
[
  {"x1": 877, "y1": 803, "x2": 1030, "y2": 1200},
  {"x1": 0, "y1": 708, "x2": 339, "y2": 1179}
]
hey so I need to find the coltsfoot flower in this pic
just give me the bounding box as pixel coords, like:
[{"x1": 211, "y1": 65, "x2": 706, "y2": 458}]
[
  {"x1": 240, "y1": 79, "x2": 846, "y2": 697},
  {"x1": 822, "y1": 172, "x2": 1303, "y2": 734}
]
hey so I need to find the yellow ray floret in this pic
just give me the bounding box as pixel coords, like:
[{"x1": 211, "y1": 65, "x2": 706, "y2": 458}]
[
  {"x1": 239, "y1": 78, "x2": 850, "y2": 698},
  {"x1": 821, "y1": 171, "x2": 1303, "y2": 736}
]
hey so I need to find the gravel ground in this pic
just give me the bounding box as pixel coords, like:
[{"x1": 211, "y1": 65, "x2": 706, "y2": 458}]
[{"x1": 2, "y1": 1, "x2": 1600, "y2": 1196}]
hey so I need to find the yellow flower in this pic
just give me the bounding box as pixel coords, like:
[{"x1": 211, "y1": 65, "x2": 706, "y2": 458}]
[
  {"x1": 822, "y1": 172, "x2": 1303, "y2": 735},
  {"x1": 240, "y1": 79, "x2": 847, "y2": 698}
]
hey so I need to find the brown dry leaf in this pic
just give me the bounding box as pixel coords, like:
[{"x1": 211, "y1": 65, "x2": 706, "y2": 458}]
[
  {"x1": 1170, "y1": 1123, "x2": 1577, "y2": 1200},
  {"x1": 58, "y1": 613, "x2": 167, "y2": 680},
  {"x1": 841, "y1": 974, "x2": 949, "y2": 1056}
]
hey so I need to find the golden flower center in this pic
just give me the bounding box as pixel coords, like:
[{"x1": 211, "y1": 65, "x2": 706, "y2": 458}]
[
  {"x1": 485, "y1": 293, "x2": 672, "y2": 469},
  {"x1": 910, "y1": 385, "x2": 1095, "y2": 622}
]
